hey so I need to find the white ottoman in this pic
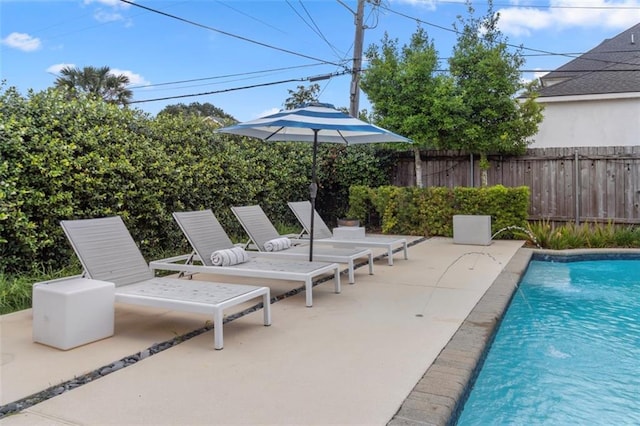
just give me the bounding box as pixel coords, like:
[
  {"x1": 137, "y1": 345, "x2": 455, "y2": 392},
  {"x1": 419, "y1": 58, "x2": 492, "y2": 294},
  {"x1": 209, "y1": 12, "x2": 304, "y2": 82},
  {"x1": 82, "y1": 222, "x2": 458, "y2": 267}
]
[{"x1": 32, "y1": 278, "x2": 115, "y2": 350}]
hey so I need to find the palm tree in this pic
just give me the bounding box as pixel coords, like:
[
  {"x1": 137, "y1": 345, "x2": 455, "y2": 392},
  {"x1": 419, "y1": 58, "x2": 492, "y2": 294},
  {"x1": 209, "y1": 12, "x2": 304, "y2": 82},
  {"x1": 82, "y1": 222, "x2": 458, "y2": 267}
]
[{"x1": 54, "y1": 66, "x2": 133, "y2": 105}]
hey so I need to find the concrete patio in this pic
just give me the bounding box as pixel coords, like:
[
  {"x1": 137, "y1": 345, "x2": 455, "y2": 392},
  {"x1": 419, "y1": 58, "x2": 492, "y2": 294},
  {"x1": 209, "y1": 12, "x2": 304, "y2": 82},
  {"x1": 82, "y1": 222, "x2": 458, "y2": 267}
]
[{"x1": 0, "y1": 237, "x2": 525, "y2": 425}]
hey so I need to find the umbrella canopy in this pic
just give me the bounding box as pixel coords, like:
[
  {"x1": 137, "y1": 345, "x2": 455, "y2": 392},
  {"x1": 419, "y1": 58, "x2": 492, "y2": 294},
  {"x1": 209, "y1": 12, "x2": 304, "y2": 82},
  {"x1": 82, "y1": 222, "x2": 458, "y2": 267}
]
[{"x1": 217, "y1": 102, "x2": 411, "y2": 261}]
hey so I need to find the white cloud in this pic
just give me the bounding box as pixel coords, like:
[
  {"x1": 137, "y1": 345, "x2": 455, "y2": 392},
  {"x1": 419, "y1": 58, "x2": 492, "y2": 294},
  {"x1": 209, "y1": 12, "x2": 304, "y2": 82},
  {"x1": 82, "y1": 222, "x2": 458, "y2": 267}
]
[
  {"x1": 496, "y1": 8, "x2": 553, "y2": 36},
  {"x1": 395, "y1": 0, "x2": 439, "y2": 10},
  {"x1": 84, "y1": 0, "x2": 132, "y2": 25},
  {"x1": 84, "y1": 0, "x2": 131, "y2": 9},
  {"x1": 533, "y1": 69, "x2": 549, "y2": 79},
  {"x1": 110, "y1": 68, "x2": 150, "y2": 86},
  {"x1": 1, "y1": 32, "x2": 41, "y2": 52},
  {"x1": 497, "y1": 0, "x2": 640, "y2": 37},
  {"x1": 93, "y1": 10, "x2": 125, "y2": 23},
  {"x1": 47, "y1": 63, "x2": 76, "y2": 74},
  {"x1": 255, "y1": 107, "x2": 280, "y2": 119}
]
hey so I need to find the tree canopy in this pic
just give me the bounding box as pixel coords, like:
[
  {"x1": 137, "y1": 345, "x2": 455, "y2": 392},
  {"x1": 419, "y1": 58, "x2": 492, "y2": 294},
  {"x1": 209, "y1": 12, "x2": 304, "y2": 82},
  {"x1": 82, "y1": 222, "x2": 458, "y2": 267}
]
[
  {"x1": 361, "y1": 27, "x2": 460, "y2": 187},
  {"x1": 448, "y1": 2, "x2": 543, "y2": 185},
  {"x1": 284, "y1": 84, "x2": 320, "y2": 109},
  {"x1": 54, "y1": 65, "x2": 133, "y2": 105},
  {"x1": 361, "y1": 2, "x2": 543, "y2": 187},
  {"x1": 158, "y1": 102, "x2": 236, "y2": 124}
]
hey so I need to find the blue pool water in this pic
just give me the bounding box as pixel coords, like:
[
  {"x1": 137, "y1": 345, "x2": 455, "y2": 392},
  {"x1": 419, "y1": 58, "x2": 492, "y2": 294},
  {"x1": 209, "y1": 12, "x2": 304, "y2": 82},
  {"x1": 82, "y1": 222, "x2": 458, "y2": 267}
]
[{"x1": 456, "y1": 257, "x2": 640, "y2": 425}]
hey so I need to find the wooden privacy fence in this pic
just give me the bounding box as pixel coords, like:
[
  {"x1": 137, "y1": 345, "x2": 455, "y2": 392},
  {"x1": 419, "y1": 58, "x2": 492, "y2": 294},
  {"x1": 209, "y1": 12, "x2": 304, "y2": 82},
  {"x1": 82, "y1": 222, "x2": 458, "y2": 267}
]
[{"x1": 391, "y1": 146, "x2": 640, "y2": 225}]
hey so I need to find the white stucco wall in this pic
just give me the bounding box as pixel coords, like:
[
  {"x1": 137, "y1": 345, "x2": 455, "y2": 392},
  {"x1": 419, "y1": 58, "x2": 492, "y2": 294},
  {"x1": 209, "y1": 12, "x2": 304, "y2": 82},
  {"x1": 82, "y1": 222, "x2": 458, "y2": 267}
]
[{"x1": 529, "y1": 94, "x2": 640, "y2": 148}]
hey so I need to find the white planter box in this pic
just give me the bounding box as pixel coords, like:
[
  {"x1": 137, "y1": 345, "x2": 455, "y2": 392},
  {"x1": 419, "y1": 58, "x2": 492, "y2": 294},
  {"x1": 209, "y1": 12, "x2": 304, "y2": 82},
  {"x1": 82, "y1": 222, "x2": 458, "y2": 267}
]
[
  {"x1": 453, "y1": 215, "x2": 492, "y2": 246},
  {"x1": 32, "y1": 277, "x2": 115, "y2": 350}
]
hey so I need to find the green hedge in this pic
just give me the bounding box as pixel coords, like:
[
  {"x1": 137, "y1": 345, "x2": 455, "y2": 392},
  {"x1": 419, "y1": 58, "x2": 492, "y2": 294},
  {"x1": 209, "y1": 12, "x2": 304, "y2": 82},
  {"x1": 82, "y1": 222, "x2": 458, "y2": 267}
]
[
  {"x1": 347, "y1": 184, "x2": 530, "y2": 238},
  {"x1": 0, "y1": 85, "x2": 393, "y2": 274}
]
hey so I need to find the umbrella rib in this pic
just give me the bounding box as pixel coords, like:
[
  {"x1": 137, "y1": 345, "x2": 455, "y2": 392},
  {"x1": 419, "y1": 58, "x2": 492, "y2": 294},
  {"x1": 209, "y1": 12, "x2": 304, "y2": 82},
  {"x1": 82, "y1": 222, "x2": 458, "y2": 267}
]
[
  {"x1": 336, "y1": 130, "x2": 349, "y2": 145},
  {"x1": 264, "y1": 127, "x2": 286, "y2": 141}
]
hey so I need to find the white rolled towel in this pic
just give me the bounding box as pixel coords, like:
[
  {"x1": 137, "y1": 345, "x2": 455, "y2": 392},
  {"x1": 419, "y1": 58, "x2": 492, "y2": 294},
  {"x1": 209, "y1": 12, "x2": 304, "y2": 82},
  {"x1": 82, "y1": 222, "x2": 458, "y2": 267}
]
[
  {"x1": 264, "y1": 237, "x2": 292, "y2": 252},
  {"x1": 210, "y1": 247, "x2": 250, "y2": 266}
]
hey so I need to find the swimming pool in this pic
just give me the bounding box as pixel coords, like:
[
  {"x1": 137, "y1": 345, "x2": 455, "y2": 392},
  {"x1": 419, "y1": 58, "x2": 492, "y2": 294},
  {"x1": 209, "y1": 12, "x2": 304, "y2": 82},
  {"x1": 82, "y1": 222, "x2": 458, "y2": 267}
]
[{"x1": 456, "y1": 254, "x2": 640, "y2": 425}]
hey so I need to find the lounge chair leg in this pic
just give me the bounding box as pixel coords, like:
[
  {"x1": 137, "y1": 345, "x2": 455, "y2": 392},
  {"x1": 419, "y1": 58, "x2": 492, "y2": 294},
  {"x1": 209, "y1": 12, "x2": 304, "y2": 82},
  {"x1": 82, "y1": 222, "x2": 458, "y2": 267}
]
[
  {"x1": 334, "y1": 266, "x2": 341, "y2": 294},
  {"x1": 388, "y1": 247, "x2": 394, "y2": 266},
  {"x1": 263, "y1": 292, "x2": 272, "y2": 326},
  {"x1": 305, "y1": 278, "x2": 313, "y2": 307},
  {"x1": 213, "y1": 309, "x2": 224, "y2": 350},
  {"x1": 348, "y1": 262, "x2": 355, "y2": 284},
  {"x1": 368, "y1": 254, "x2": 374, "y2": 275},
  {"x1": 403, "y1": 242, "x2": 408, "y2": 260}
]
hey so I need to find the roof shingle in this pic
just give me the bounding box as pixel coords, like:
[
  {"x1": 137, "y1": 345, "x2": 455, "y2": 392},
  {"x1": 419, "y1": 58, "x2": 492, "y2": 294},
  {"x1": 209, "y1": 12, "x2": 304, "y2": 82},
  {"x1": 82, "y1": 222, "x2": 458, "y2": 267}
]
[{"x1": 538, "y1": 23, "x2": 640, "y2": 97}]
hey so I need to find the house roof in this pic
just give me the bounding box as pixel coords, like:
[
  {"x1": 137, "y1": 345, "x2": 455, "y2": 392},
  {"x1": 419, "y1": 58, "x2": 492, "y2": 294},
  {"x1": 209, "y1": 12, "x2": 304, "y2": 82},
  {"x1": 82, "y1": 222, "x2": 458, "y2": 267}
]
[{"x1": 538, "y1": 23, "x2": 640, "y2": 97}]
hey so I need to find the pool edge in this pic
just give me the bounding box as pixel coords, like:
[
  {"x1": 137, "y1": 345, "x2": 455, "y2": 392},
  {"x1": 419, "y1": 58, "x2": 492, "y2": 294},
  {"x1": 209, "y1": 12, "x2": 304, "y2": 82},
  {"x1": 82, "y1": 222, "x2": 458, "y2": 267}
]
[
  {"x1": 387, "y1": 247, "x2": 534, "y2": 426},
  {"x1": 387, "y1": 247, "x2": 640, "y2": 426}
]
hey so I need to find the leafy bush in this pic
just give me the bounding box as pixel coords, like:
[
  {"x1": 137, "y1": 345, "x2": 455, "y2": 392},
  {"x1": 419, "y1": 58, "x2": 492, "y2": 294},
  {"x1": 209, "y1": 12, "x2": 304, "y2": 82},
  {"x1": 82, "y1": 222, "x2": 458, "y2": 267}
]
[
  {"x1": 0, "y1": 84, "x2": 390, "y2": 275},
  {"x1": 348, "y1": 184, "x2": 529, "y2": 237},
  {"x1": 315, "y1": 145, "x2": 394, "y2": 225}
]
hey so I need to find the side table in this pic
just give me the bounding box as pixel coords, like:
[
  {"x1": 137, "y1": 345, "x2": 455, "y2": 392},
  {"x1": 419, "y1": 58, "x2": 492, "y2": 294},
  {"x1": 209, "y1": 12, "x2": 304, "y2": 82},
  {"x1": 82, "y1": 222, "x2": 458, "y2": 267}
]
[{"x1": 32, "y1": 277, "x2": 115, "y2": 350}]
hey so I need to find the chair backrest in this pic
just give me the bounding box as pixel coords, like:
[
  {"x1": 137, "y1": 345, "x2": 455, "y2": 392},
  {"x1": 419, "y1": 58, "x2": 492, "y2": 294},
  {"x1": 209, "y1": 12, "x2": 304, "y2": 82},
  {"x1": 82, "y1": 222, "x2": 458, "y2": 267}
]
[
  {"x1": 231, "y1": 205, "x2": 280, "y2": 251},
  {"x1": 287, "y1": 201, "x2": 333, "y2": 239},
  {"x1": 60, "y1": 216, "x2": 154, "y2": 287},
  {"x1": 172, "y1": 210, "x2": 234, "y2": 266}
]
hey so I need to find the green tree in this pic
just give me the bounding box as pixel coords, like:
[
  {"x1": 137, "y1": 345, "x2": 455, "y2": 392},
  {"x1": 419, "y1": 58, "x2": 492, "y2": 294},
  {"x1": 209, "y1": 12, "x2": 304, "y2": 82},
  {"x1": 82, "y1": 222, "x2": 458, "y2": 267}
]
[
  {"x1": 448, "y1": 2, "x2": 543, "y2": 186},
  {"x1": 284, "y1": 84, "x2": 320, "y2": 109},
  {"x1": 360, "y1": 27, "x2": 459, "y2": 187},
  {"x1": 54, "y1": 65, "x2": 133, "y2": 105},
  {"x1": 158, "y1": 102, "x2": 236, "y2": 125}
]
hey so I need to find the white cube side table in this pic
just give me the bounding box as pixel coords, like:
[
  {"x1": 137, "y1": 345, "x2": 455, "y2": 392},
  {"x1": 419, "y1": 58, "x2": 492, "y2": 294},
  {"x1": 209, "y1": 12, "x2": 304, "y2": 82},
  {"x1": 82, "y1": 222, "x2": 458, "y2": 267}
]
[
  {"x1": 453, "y1": 215, "x2": 492, "y2": 246},
  {"x1": 32, "y1": 278, "x2": 115, "y2": 350},
  {"x1": 332, "y1": 226, "x2": 366, "y2": 239}
]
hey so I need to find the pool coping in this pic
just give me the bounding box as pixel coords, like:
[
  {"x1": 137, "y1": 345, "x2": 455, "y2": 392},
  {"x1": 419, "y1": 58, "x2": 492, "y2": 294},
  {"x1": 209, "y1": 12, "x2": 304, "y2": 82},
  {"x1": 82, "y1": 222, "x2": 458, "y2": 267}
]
[{"x1": 387, "y1": 247, "x2": 640, "y2": 426}]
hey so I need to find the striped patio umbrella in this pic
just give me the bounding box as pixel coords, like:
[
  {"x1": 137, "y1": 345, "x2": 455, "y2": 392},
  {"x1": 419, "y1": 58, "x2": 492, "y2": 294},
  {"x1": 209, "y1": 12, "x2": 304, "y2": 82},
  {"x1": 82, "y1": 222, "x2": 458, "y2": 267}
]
[{"x1": 216, "y1": 102, "x2": 411, "y2": 261}]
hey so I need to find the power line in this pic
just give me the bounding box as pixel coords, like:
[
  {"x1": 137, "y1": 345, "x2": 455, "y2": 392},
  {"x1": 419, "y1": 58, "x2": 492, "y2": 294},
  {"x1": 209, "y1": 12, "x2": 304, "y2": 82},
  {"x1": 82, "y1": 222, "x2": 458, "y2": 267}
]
[
  {"x1": 214, "y1": 0, "x2": 287, "y2": 34},
  {"x1": 129, "y1": 71, "x2": 349, "y2": 104},
  {"x1": 435, "y1": 49, "x2": 640, "y2": 61},
  {"x1": 376, "y1": 3, "x2": 640, "y2": 68},
  {"x1": 286, "y1": 0, "x2": 345, "y2": 59},
  {"x1": 127, "y1": 63, "x2": 329, "y2": 90},
  {"x1": 129, "y1": 78, "x2": 305, "y2": 104},
  {"x1": 118, "y1": 1, "x2": 638, "y2": 105},
  {"x1": 437, "y1": 0, "x2": 640, "y2": 9},
  {"x1": 118, "y1": 0, "x2": 348, "y2": 69}
]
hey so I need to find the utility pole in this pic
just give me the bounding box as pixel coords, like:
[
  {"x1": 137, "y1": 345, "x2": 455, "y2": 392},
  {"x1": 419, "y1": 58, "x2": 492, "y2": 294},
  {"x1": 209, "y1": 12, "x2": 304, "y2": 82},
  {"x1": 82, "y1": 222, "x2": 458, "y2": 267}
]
[{"x1": 349, "y1": 0, "x2": 365, "y2": 117}]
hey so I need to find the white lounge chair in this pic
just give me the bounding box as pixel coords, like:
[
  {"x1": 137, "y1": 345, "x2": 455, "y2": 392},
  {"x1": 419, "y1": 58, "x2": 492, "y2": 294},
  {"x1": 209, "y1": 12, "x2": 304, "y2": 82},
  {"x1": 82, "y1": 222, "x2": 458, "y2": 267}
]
[
  {"x1": 151, "y1": 210, "x2": 341, "y2": 307},
  {"x1": 231, "y1": 205, "x2": 374, "y2": 284},
  {"x1": 60, "y1": 216, "x2": 271, "y2": 350},
  {"x1": 288, "y1": 200, "x2": 408, "y2": 266}
]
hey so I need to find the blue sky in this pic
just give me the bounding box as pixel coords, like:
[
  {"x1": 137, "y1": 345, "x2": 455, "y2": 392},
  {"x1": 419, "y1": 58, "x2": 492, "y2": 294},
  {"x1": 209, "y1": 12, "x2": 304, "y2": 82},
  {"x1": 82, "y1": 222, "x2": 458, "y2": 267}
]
[{"x1": 2, "y1": 0, "x2": 639, "y2": 121}]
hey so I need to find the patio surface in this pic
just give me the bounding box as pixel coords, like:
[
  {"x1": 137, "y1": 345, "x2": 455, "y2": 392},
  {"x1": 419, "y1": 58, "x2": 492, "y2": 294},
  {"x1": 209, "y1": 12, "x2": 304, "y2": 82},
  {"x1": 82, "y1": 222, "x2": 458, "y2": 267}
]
[{"x1": 0, "y1": 237, "x2": 525, "y2": 425}]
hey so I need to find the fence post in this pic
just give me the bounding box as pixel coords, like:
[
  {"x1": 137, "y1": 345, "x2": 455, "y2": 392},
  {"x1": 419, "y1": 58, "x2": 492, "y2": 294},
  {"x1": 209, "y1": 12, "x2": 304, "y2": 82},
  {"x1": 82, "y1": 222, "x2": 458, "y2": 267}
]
[
  {"x1": 470, "y1": 153, "x2": 474, "y2": 187},
  {"x1": 574, "y1": 150, "x2": 580, "y2": 225}
]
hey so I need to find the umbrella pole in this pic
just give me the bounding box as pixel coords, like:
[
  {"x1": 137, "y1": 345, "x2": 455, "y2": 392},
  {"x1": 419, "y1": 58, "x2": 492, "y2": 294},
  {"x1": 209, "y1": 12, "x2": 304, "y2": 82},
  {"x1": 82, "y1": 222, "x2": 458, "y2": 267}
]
[{"x1": 309, "y1": 130, "x2": 319, "y2": 262}]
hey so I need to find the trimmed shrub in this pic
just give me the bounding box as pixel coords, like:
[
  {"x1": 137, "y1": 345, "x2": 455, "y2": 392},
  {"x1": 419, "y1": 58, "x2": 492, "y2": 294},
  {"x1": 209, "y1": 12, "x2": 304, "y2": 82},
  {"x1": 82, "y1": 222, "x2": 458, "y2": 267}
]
[{"x1": 347, "y1": 184, "x2": 529, "y2": 237}]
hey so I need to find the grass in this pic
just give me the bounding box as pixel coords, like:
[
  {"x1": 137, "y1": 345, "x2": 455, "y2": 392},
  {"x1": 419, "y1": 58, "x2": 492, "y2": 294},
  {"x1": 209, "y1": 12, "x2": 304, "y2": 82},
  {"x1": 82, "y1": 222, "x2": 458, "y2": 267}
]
[{"x1": 0, "y1": 264, "x2": 82, "y2": 315}]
